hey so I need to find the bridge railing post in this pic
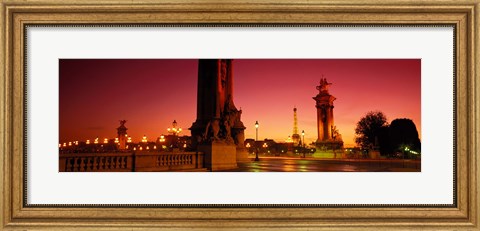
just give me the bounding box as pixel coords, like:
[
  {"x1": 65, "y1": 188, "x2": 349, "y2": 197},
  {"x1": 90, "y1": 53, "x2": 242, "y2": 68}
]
[{"x1": 131, "y1": 152, "x2": 136, "y2": 172}]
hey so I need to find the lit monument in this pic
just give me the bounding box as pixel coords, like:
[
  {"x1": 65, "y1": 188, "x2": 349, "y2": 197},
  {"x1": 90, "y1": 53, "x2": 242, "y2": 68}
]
[
  {"x1": 312, "y1": 78, "x2": 343, "y2": 150},
  {"x1": 117, "y1": 120, "x2": 128, "y2": 150},
  {"x1": 190, "y1": 59, "x2": 247, "y2": 171},
  {"x1": 291, "y1": 107, "x2": 301, "y2": 146}
]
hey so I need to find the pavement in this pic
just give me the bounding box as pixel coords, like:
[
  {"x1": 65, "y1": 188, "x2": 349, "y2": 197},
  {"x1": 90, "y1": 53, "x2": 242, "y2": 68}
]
[{"x1": 221, "y1": 156, "x2": 421, "y2": 172}]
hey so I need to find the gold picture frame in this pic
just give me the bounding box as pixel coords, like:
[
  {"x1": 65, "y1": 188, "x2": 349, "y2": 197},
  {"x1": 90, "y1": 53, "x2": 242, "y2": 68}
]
[{"x1": 1, "y1": 0, "x2": 478, "y2": 229}]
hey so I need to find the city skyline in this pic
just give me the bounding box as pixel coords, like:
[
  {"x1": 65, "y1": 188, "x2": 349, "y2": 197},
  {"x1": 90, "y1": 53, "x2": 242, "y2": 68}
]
[{"x1": 59, "y1": 59, "x2": 421, "y2": 147}]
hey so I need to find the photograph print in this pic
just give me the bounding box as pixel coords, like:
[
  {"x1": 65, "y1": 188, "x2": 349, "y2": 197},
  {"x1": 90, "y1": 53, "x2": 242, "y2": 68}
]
[{"x1": 59, "y1": 59, "x2": 421, "y2": 172}]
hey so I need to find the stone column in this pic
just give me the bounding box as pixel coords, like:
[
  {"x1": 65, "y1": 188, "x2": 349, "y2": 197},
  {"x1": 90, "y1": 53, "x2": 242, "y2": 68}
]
[
  {"x1": 313, "y1": 78, "x2": 336, "y2": 143},
  {"x1": 190, "y1": 59, "x2": 247, "y2": 171},
  {"x1": 316, "y1": 105, "x2": 324, "y2": 142},
  {"x1": 324, "y1": 106, "x2": 330, "y2": 141},
  {"x1": 117, "y1": 120, "x2": 128, "y2": 150},
  {"x1": 326, "y1": 105, "x2": 333, "y2": 140}
]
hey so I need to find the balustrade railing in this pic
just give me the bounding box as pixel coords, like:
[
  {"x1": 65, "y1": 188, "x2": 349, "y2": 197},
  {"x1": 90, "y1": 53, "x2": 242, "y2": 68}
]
[{"x1": 59, "y1": 152, "x2": 205, "y2": 172}]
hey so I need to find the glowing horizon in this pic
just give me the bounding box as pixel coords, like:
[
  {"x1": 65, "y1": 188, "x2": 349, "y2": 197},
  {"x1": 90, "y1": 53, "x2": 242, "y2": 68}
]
[{"x1": 59, "y1": 59, "x2": 421, "y2": 147}]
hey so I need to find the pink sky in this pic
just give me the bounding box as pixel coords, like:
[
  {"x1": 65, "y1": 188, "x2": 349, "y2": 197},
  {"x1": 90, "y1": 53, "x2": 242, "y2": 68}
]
[{"x1": 59, "y1": 59, "x2": 421, "y2": 147}]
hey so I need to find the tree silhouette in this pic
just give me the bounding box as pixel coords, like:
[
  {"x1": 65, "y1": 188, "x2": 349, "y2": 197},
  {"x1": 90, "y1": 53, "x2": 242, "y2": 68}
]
[
  {"x1": 377, "y1": 126, "x2": 391, "y2": 155},
  {"x1": 388, "y1": 118, "x2": 421, "y2": 154},
  {"x1": 355, "y1": 111, "x2": 388, "y2": 149}
]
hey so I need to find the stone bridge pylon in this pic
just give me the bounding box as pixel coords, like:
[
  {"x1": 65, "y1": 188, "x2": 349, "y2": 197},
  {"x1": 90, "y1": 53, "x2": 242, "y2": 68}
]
[{"x1": 189, "y1": 59, "x2": 248, "y2": 171}]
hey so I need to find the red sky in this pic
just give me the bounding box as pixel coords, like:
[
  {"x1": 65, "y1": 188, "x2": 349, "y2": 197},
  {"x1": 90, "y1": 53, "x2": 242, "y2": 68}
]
[{"x1": 59, "y1": 59, "x2": 421, "y2": 147}]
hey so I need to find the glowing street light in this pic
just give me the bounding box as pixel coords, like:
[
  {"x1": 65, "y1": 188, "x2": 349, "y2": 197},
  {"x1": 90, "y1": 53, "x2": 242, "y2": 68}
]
[
  {"x1": 398, "y1": 145, "x2": 412, "y2": 167},
  {"x1": 302, "y1": 130, "x2": 306, "y2": 158},
  {"x1": 285, "y1": 136, "x2": 293, "y2": 143},
  {"x1": 103, "y1": 138, "x2": 108, "y2": 144},
  {"x1": 167, "y1": 120, "x2": 182, "y2": 149},
  {"x1": 167, "y1": 120, "x2": 182, "y2": 136},
  {"x1": 262, "y1": 143, "x2": 268, "y2": 155},
  {"x1": 142, "y1": 135, "x2": 148, "y2": 143},
  {"x1": 94, "y1": 138, "x2": 99, "y2": 144},
  {"x1": 127, "y1": 136, "x2": 132, "y2": 143},
  {"x1": 114, "y1": 137, "x2": 119, "y2": 143},
  {"x1": 255, "y1": 121, "x2": 259, "y2": 161}
]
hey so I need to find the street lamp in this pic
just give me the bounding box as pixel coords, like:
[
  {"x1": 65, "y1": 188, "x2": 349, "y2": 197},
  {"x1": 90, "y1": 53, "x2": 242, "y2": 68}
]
[
  {"x1": 167, "y1": 120, "x2": 182, "y2": 148},
  {"x1": 255, "y1": 121, "x2": 259, "y2": 161},
  {"x1": 403, "y1": 146, "x2": 409, "y2": 167},
  {"x1": 167, "y1": 120, "x2": 182, "y2": 136},
  {"x1": 302, "y1": 130, "x2": 305, "y2": 158},
  {"x1": 158, "y1": 135, "x2": 166, "y2": 151}
]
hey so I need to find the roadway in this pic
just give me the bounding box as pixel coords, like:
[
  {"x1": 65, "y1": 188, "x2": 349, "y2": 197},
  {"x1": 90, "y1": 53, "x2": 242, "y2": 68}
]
[{"x1": 222, "y1": 156, "x2": 421, "y2": 172}]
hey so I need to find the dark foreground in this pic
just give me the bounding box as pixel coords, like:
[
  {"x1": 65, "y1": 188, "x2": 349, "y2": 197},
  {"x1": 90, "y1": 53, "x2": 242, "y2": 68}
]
[{"x1": 222, "y1": 157, "x2": 421, "y2": 172}]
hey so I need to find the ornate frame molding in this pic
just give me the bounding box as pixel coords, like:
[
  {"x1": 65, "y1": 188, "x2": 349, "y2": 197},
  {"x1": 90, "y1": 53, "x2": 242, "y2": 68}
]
[{"x1": 1, "y1": 0, "x2": 478, "y2": 229}]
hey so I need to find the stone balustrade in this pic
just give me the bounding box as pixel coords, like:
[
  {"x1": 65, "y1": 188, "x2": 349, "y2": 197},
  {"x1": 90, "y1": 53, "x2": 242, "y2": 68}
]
[
  {"x1": 134, "y1": 151, "x2": 205, "y2": 172},
  {"x1": 59, "y1": 151, "x2": 205, "y2": 172}
]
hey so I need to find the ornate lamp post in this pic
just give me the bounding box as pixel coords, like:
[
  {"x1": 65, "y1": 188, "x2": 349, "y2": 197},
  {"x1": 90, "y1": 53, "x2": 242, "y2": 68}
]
[
  {"x1": 302, "y1": 130, "x2": 305, "y2": 158},
  {"x1": 167, "y1": 120, "x2": 182, "y2": 148},
  {"x1": 167, "y1": 120, "x2": 182, "y2": 135},
  {"x1": 158, "y1": 135, "x2": 166, "y2": 151},
  {"x1": 255, "y1": 121, "x2": 259, "y2": 161}
]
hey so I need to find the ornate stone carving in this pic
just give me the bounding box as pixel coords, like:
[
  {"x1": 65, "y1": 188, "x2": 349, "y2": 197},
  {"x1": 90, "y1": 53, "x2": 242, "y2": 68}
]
[
  {"x1": 190, "y1": 60, "x2": 246, "y2": 148},
  {"x1": 312, "y1": 77, "x2": 342, "y2": 146},
  {"x1": 117, "y1": 120, "x2": 128, "y2": 150},
  {"x1": 316, "y1": 77, "x2": 332, "y2": 94}
]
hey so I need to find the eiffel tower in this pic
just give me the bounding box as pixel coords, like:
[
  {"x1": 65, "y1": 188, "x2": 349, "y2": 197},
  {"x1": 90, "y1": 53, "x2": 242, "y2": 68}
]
[{"x1": 292, "y1": 107, "x2": 301, "y2": 146}]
